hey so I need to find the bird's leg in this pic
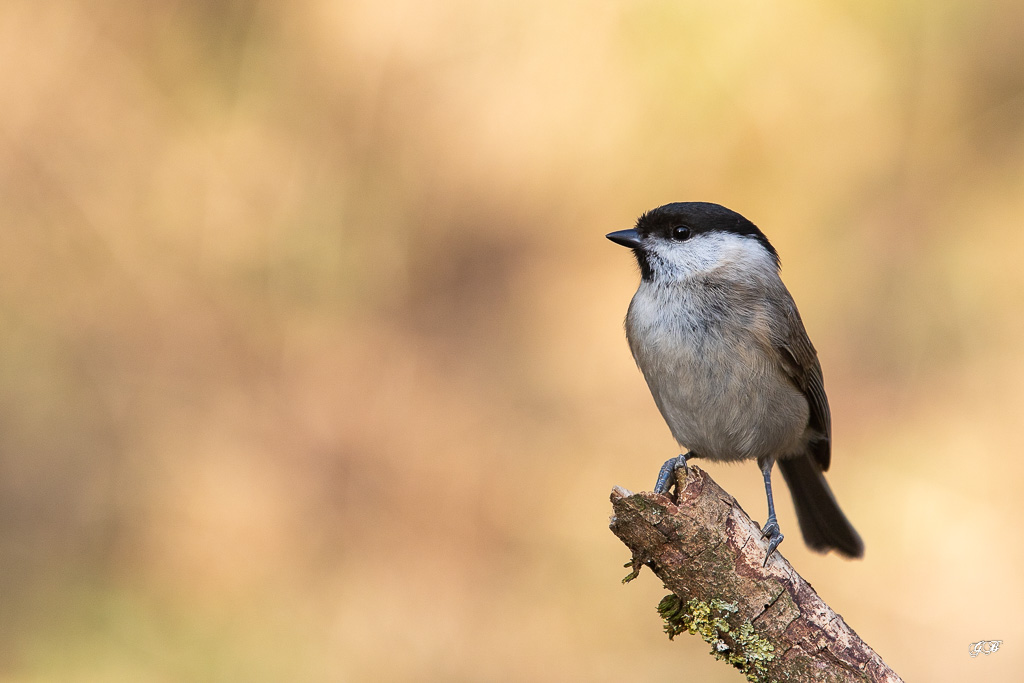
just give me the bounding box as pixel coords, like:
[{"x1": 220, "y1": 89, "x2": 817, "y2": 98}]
[
  {"x1": 758, "y1": 457, "x2": 784, "y2": 565},
  {"x1": 654, "y1": 451, "x2": 692, "y2": 495}
]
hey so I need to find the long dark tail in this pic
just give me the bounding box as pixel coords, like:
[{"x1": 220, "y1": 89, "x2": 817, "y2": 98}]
[{"x1": 778, "y1": 455, "x2": 864, "y2": 558}]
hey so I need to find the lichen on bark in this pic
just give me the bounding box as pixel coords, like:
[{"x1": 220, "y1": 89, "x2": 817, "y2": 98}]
[{"x1": 657, "y1": 594, "x2": 775, "y2": 682}]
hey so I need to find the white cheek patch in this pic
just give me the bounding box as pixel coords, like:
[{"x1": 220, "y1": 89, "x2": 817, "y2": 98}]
[{"x1": 650, "y1": 232, "x2": 775, "y2": 281}]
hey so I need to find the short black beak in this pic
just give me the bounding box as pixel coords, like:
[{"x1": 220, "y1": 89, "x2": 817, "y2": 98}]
[{"x1": 606, "y1": 229, "x2": 641, "y2": 248}]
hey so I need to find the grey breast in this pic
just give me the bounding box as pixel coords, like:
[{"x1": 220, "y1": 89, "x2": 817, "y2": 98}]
[{"x1": 626, "y1": 278, "x2": 809, "y2": 462}]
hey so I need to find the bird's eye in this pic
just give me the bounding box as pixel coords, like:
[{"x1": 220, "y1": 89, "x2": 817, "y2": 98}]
[{"x1": 671, "y1": 226, "x2": 691, "y2": 241}]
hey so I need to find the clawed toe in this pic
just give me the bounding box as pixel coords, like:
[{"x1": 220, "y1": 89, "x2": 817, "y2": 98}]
[
  {"x1": 654, "y1": 453, "x2": 690, "y2": 495},
  {"x1": 760, "y1": 520, "x2": 784, "y2": 566}
]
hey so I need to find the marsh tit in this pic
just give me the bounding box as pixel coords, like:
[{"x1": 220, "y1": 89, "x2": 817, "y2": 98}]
[{"x1": 607, "y1": 202, "x2": 863, "y2": 561}]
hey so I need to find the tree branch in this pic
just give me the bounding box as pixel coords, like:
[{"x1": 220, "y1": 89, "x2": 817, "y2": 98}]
[{"x1": 609, "y1": 465, "x2": 902, "y2": 683}]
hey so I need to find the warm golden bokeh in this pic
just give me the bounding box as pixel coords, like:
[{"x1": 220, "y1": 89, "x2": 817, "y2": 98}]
[{"x1": 2, "y1": 1, "x2": 1023, "y2": 680}]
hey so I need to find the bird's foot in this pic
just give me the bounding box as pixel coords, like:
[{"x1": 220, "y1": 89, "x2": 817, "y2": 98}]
[
  {"x1": 654, "y1": 453, "x2": 690, "y2": 495},
  {"x1": 760, "y1": 518, "x2": 784, "y2": 566}
]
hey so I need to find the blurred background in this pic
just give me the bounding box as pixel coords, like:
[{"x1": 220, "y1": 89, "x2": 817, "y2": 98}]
[{"x1": 2, "y1": 0, "x2": 1023, "y2": 680}]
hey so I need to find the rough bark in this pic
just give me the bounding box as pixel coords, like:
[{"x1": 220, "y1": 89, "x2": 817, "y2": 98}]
[{"x1": 609, "y1": 465, "x2": 902, "y2": 683}]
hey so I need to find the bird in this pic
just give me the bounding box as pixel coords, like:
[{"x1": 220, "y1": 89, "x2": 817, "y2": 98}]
[{"x1": 606, "y1": 202, "x2": 863, "y2": 562}]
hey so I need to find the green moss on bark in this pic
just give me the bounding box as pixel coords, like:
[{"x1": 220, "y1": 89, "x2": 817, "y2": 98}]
[{"x1": 657, "y1": 594, "x2": 776, "y2": 682}]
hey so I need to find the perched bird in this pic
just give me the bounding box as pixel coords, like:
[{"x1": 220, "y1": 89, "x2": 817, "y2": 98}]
[{"x1": 607, "y1": 202, "x2": 863, "y2": 561}]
